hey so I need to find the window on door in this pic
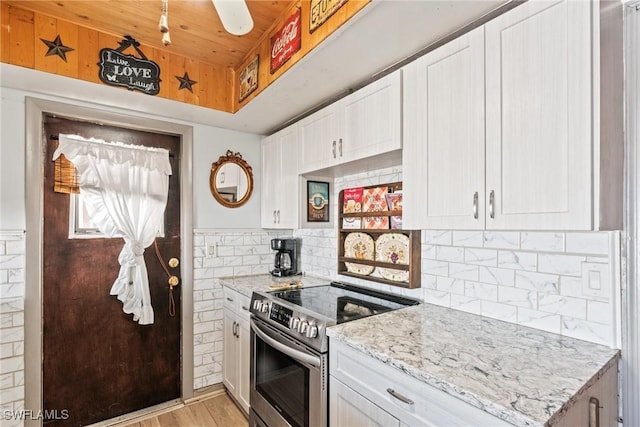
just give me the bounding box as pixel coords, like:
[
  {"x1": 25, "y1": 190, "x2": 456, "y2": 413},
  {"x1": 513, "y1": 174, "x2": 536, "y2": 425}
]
[{"x1": 68, "y1": 193, "x2": 165, "y2": 239}]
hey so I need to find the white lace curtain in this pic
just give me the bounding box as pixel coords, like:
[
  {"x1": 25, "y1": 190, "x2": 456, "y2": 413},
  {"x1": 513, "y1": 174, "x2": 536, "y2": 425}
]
[{"x1": 53, "y1": 134, "x2": 172, "y2": 325}]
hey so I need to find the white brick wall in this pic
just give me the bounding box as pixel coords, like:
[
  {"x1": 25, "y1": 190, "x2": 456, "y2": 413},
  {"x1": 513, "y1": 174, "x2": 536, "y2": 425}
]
[
  {"x1": 2, "y1": 179, "x2": 621, "y2": 411},
  {"x1": 192, "y1": 229, "x2": 286, "y2": 390},
  {"x1": 295, "y1": 167, "x2": 622, "y2": 348},
  {"x1": 0, "y1": 231, "x2": 25, "y2": 427}
]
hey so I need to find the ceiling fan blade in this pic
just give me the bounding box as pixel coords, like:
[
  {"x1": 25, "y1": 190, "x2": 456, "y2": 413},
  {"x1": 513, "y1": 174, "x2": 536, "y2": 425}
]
[{"x1": 211, "y1": 0, "x2": 254, "y2": 36}]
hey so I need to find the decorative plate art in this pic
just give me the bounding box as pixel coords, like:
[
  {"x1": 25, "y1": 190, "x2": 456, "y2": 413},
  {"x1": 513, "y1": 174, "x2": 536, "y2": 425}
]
[
  {"x1": 375, "y1": 233, "x2": 410, "y2": 282},
  {"x1": 344, "y1": 232, "x2": 375, "y2": 275}
]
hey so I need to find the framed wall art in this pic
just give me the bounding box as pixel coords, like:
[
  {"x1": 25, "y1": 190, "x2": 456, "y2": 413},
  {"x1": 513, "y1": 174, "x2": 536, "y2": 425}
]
[
  {"x1": 310, "y1": 0, "x2": 348, "y2": 33},
  {"x1": 307, "y1": 180, "x2": 330, "y2": 222},
  {"x1": 239, "y1": 55, "x2": 259, "y2": 102}
]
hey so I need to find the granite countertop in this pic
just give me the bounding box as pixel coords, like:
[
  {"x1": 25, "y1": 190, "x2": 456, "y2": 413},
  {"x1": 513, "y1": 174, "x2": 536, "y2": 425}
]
[
  {"x1": 326, "y1": 303, "x2": 620, "y2": 427},
  {"x1": 217, "y1": 273, "x2": 332, "y2": 298}
]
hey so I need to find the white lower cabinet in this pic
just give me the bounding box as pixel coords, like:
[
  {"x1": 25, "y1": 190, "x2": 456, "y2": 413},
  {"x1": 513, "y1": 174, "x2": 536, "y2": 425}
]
[
  {"x1": 329, "y1": 341, "x2": 512, "y2": 427},
  {"x1": 222, "y1": 287, "x2": 251, "y2": 414},
  {"x1": 330, "y1": 377, "x2": 401, "y2": 427},
  {"x1": 550, "y1": 361, "x2": 618, "y2": 427}
]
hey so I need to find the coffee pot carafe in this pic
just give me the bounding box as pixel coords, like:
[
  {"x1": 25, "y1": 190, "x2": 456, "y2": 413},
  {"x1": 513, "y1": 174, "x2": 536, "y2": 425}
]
[
  {"x1": 270, "y1": 238, "x2": 299, "y2": 277},
  {"x1": 275, "y1": 251, "x2": 292, "y2": 271}
]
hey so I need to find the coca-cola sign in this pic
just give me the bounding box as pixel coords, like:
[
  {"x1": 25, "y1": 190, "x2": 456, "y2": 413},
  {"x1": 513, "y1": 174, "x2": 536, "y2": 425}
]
[{"x1": 270, "y1": 8, "x2": 301, "y2": 74}]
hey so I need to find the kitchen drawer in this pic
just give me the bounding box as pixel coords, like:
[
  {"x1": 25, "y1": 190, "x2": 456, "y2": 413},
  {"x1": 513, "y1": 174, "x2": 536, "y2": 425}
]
[
  {"x1": 223, "y1": 287, "x2": 250, "y2": 316},
  {"x1": 223, "y1": 287, "x2": 238, "y2": 310},
  {"x1": 330, "y1": 340, "x2": 512, "y2": 427},
  {"x1": 237, "y1": 293, "x2": 251, "y2": 322}
]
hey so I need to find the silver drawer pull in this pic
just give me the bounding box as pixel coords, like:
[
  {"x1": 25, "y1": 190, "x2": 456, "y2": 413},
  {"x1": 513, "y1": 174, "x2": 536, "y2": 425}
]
[
  {"x1": 386, "y1": 388, "x2": 414, "y2": 406},
  {"x1": 473, "y1": 191, "x2": 479, "y2": 219},
  {"x1": 489, "y1": 190, "x2": 495, "y2": 219},
  {"x1": 226, "y1": 297, "x2": 233, "y2": 302},
  {"x1": 241, "y1": 305, "x2": 249, "y2": 311},
  {"x1": 589, "y1": 397, "x2": 600, "y2": 427}
]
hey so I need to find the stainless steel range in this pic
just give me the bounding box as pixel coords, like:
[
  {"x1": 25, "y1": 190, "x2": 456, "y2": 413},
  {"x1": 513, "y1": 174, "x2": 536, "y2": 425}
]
[{"x1": 248, "y1": 281, "x2": 419, "y2": 427}]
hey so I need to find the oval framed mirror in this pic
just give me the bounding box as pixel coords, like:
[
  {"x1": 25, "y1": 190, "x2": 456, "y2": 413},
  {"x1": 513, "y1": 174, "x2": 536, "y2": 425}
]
[{"x1": 209, "y1": 150, "x2": 254, "y2": 208}]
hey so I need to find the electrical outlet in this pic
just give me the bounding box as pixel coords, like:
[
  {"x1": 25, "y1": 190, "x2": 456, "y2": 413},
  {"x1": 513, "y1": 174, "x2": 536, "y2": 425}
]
[
  {"x1": 581, "y1": 262, "x2": 610, "y2": 299},
  {"x1": 206, "y1": 242, "x2": 216, "y2": 258}
]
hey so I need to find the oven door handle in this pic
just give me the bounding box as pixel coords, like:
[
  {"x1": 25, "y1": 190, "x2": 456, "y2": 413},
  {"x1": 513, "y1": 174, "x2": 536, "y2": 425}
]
[{"x1": 251, "y1": 321, "x2": 321, "y2": 368}]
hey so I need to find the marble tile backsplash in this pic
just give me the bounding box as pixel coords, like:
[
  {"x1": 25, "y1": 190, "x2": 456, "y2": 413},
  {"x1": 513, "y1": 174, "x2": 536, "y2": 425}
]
[
  {"x1": 295, "y1": 167, "x2": 622, "y2": 348},
  {"x1": 0, "y1": 231, "x2": 25, "y2": 426},
  {"x1": 192, "y1": 229, "x2": 288, "y2": 390},
  {"x1": 1, "y1": 170, "x2": 622, "y2": 408}
]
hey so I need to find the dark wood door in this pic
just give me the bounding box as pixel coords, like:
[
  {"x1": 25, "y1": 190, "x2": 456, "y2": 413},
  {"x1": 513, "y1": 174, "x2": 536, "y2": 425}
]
[{"x1": 42, "y1": 115, "x2": 182, "y2": 426}]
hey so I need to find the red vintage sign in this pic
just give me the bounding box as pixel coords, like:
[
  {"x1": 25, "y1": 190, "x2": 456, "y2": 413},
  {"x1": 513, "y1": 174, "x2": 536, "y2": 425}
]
[{"x1": 270, "y1": 8, "x2": 301, "y2": 74}]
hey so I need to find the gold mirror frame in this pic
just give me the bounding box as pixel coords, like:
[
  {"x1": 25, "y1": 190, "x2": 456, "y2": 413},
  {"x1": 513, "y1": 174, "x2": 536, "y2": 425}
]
[{"x1": 209, "y1": 150, "x2": 254, "y2": 208}]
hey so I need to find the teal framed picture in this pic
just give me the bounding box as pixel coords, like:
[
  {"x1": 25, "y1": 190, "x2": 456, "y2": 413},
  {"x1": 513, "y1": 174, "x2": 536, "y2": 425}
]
[{"x1": 307, "y1": 180, "x2": 330, "y2": 222}]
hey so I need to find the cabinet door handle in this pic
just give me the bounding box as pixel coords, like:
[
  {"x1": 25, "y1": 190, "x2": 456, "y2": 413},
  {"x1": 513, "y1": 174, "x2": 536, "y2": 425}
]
[
  {"x1": 589, "y1": 397, "x2": 600, "y2": 427},
  {"x1": 489, "y1": 190, "x2": 495, "y2": 219},
  {"x1": 332, "y1": 140, "x2": 336, "y2": 158},
  {"x1": 226, "y1": 297, "x2": 234, "y2": 302},
  {"x1": 473, "y1": 192, "x2": 479, "y2": 219},
  {"x1": 339, "y1": 138, "x2": 343, "y2": 157},
  {"x1": 273, "y1": 210, "x2": 277, "y2": 223},
  {"x1": 386, "y1": 388, "x2": 414, "y2": 406},
  {"x1": 241, "y1": 305, "x2": 249, "y2": 312},
  {"x1": 276, "y1": 210, "x2": 281, "y2": 223},
  {"x1": 232, "y1": 321, "x2": 237, "y2": 337},
  {"x1": 220, "y1": 171, "x2": 225, "y2": 183}
]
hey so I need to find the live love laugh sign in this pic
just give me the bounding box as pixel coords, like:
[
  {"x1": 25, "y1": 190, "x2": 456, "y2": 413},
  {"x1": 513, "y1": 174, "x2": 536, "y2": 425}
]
[{"x1": 98, "y1": 36, "x2": 161, "y2": 96}]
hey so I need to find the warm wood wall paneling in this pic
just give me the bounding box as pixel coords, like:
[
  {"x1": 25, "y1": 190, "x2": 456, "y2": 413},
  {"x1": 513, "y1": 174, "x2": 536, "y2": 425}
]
[
  {"x1": 1, "y1": 1, "x2": 370, "y2": 114},
  {"x1": 1, "y1": 3, "x2": 231, "y2": 112}
]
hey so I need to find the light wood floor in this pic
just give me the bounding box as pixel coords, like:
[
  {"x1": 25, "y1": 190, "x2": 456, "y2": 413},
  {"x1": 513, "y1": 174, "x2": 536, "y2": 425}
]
[{"x1": 122, "y1": 392, "x2": 248, "y2": 427}]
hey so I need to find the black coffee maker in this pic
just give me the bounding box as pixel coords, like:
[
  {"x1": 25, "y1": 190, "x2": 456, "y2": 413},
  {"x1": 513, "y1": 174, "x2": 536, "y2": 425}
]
[{"x1": 270, "y1": 238, "x2": 299, "y2": 277}]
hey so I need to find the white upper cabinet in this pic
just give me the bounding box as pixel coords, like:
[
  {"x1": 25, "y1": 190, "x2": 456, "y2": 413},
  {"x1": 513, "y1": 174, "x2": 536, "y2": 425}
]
[
  {"x1": 403, "y1": 0, "x2": 620, "y2": 230},
  {"x1": 261, "y1": 124, "x2": 299, "y2": 229},
  {"x1": 298, "y1": 103, "x2": 342, "y2": 173},
  {"x1": 299, "y1": 70, "x2": 402, "y2": 174},
  {"x1": 403, "y1": 26, "x2": 485, "y2": 230},
  {"x1": 341, "y1": 71, "x2": 402, "y2": 163},
  {"x1": 485, "y1": 0, "x2": 592, "y2": 230}
]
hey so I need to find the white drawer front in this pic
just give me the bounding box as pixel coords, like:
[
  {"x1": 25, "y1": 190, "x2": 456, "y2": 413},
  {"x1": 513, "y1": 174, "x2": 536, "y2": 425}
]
[
  {"x1": 237, "y1": 293, "x2": 251, "y2": 321},
  {"x1": 223, "y1": 287, "x2": 238, "y2": 311},
  {"x1": 330, "y1": 341, "x2": 512, "y2": 427}
]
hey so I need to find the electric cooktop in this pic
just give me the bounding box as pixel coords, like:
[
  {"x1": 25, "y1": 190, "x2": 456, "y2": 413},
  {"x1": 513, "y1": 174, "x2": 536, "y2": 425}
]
[{"x1": 250, "y1": 281, "x2": 420, "y2": 352}]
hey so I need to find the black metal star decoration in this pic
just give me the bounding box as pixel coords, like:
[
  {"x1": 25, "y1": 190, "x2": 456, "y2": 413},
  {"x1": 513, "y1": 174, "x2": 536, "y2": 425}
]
[
  {"x1": 176, "y1": 72, "x2": 197, "y2": 93},
  {"x1": 40, "y1": 35, "x2": 74, "y2": 62}
]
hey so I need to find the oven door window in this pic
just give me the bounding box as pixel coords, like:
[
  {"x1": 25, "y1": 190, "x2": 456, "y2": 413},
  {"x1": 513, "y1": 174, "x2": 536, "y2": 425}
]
[{"x1": 255, "y1": 335, "x2": 310, "y2": 427}]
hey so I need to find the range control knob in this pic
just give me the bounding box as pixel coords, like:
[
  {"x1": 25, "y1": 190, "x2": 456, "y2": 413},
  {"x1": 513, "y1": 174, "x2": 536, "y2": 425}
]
[
  {"x1": 306, "y1": 324, "x2": 318, "y2": 338},
  {"x1": 252, "y1": 300, "x2": 261, "y2": 311},
  {"x1": 259, "y1": 302, "x2": 269, "y2": 313},
  {"x1": 289, "y1": 317, "x2": 301, "y2": 330},
  {"x1": 298, "y1": 320, "x2": 308, "y2": 334}
]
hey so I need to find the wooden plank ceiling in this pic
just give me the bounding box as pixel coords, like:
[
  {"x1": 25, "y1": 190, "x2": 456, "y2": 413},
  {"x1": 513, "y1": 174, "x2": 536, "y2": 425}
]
[{"x1": 3, "y1": 0, "x2": 293, "y2": 69}]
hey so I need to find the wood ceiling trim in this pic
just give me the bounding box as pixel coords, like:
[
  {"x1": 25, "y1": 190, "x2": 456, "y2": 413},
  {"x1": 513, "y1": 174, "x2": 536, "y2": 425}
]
[
  {"x1": 1, "y1": 3, "x2": 233, "y2": 112},
  {"x1": 1, "y1": 1, "x2": 372, "y2": 115}
]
